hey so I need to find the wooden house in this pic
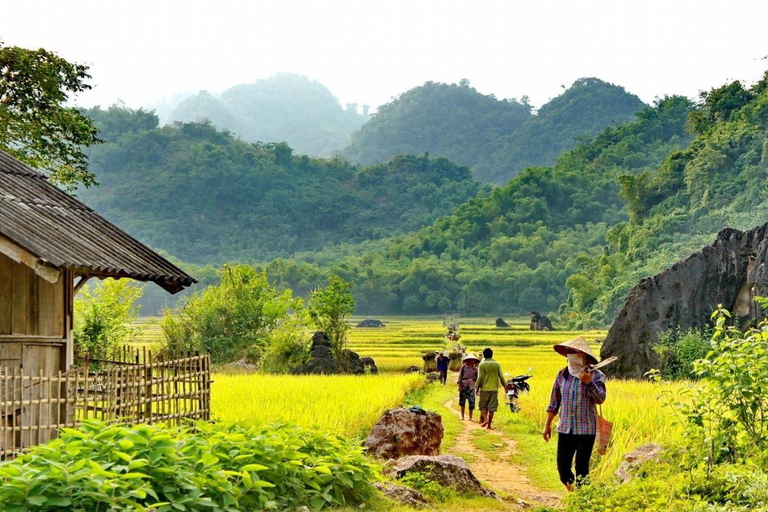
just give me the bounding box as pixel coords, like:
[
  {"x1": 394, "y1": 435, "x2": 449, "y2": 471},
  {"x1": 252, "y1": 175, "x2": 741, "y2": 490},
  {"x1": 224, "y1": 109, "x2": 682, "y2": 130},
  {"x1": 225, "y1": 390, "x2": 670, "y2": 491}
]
[{"x1": 0, "y1": 149, "x2": 196, "y2": 375}]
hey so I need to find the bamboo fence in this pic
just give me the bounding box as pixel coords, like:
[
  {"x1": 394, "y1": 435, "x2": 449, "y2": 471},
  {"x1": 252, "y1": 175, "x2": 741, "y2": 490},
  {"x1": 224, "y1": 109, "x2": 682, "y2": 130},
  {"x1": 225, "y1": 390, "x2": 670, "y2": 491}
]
[{"x1": 0, "y1": 349, "x2": 211, "y2": 459}]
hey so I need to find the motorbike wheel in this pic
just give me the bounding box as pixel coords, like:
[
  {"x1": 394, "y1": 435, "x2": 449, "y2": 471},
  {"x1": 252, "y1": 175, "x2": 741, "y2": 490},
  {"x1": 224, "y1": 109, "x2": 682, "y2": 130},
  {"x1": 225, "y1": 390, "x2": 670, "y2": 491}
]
[{"x1": 509, "y1": 402, "x2": 518, "y2": 413}]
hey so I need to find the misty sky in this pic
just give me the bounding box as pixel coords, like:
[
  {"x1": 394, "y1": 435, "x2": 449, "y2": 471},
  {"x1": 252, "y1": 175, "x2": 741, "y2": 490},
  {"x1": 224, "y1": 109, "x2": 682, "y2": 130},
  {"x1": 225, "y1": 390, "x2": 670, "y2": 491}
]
[{"x1": 2, "y1": 0, "x2": 768, "y2": 112}]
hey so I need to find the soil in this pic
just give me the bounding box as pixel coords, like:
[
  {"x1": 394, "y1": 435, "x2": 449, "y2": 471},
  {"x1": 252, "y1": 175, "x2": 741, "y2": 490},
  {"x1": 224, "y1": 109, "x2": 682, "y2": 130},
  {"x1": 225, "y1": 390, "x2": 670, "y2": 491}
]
[{"x1": 444, "y1": 398, "x2": 563, "y2": 509}]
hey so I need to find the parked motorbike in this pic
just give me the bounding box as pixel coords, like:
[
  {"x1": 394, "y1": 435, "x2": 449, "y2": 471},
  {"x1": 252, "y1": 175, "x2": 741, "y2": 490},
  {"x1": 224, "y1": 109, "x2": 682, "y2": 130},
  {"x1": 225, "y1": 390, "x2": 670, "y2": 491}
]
[{"x1": 505, "y1": 367, "x2": 533, "y2": 412}]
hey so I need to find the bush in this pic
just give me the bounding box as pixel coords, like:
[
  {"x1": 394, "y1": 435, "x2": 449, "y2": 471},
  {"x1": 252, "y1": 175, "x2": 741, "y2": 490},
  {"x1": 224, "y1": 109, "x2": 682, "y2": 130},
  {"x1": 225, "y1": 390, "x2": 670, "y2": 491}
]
[
  {"x1": 258, "y1": 316, "x2": 311, "y2": 373},
  {"x1": 0, "y1": 420, "x2": 376, "y2": 511},
  {"x1": 654, "y1": 327, "x2": 712, "y2": 379},
  {"x1": 308, "y1": 275, "x2": 355, "y2": 369},
  {"x1": 162, "y1": 265, "x2": 304, "y2": 364},
  {"x1": 74, "y1": 279, "x2": 143, "y2": 359}
]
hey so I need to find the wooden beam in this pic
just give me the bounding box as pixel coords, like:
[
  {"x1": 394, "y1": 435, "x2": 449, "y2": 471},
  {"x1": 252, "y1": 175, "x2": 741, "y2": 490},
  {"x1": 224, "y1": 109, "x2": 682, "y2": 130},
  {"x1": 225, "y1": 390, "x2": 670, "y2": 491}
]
[{"x1": 0, "y1": 235, "x2": 61, "y2": 284}]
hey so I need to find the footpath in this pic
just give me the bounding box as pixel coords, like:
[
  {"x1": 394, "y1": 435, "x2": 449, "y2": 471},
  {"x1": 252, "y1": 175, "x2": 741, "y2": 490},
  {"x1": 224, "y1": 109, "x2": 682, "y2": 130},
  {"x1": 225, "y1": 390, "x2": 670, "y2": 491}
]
[{"x1": 442, "y1": 397, "x2": 562, "y2": 509}]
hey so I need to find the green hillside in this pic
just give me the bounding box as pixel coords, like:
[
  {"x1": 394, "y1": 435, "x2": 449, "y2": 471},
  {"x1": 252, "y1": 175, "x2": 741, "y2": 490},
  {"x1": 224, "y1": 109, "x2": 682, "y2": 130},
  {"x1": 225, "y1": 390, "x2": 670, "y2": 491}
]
[
  {"x1": 343, "y1": 78, "x2": 645, "y2": 184},
  {"x1": 264, "y1": 95, "x2": 693, "y2": 315},
  {"x1": 168, "y1": 73, "x2": 367, "y2": 157},
  {"x1": 79, "y1": 106, "x2": 485, "y2": 264}
]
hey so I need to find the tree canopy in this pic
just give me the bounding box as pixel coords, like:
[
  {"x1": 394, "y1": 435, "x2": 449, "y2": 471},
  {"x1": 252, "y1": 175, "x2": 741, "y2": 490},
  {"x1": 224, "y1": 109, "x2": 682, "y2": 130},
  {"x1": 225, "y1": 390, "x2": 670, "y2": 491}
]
[{"x1": 0, "y1": 42, "x2": 100, "y2": 189}]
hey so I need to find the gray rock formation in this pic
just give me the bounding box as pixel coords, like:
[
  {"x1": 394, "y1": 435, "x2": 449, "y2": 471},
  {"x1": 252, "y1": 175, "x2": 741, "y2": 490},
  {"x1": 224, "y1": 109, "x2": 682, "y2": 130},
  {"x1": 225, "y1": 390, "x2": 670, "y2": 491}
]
[
  {"x1": 615, "y1": 443, "x2": 664, "y2": 483},
  {"x1": 291, "y1": 331, "x2": 339, "y2": 375},
  {"x1": 384, "y1": 455, "x2": 498, "y2": 498},
  {"x1": 360, "y1": 356, "x2": 378, "y2": 374},
  {"x1": 530, "y1": 311, "x2": 553, "y2": 331},
  {"x1": 357, "y1": 319, "x2": 386, "y2": 328},
  {"x1": 365, "y1": 407, "x2": 443, "y2": 459},
  {"x1": 405, "y1": 365, "x2": 422, "y2": 373},
  {"x1": 373, "y1": 482, "x2": 428, "y2": 508},
  {"x1": 602, "y1": 224, "x2": 768, "y2": 377},
  {"x1": 495, "y1": 317, "x2": 510, "y2": 328}
]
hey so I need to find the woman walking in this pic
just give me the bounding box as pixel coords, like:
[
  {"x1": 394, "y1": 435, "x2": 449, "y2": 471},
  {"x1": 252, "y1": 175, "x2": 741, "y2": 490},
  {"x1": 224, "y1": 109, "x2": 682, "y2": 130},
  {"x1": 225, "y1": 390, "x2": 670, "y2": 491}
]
[
  {"x1": 457, "y1": 353, "x2": 479, "y2": 420},
  {"x1": 542, "y1": 337, "x2": 606, "y2": 491}
]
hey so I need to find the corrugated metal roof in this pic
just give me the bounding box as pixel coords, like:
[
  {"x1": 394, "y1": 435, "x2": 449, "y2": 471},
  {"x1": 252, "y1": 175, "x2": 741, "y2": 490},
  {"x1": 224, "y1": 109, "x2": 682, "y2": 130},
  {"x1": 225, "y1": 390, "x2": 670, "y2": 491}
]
[{"x1": 0, "y1": 150, "x2": 196, "y2": 293}]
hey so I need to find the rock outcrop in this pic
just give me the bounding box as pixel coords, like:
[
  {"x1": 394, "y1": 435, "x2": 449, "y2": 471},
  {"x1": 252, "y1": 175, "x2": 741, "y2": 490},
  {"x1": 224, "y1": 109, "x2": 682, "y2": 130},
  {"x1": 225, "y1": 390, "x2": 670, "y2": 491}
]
[
  {"x1": 495, "y1": 317, "x2": 510, "y2": 328},
  {"x1": 384, "y1": 455, "x2": 498, "y2": 498},
  {"x1": 292, "y1": 332, "x2": 377, "y2": 375},
  {"x1": 602, "y1": 224, "x2": 768, "y2": 377},
  {"x1": 291, "y1": 331, "x2": 338, "y2": 375},
  {"x1": 365, "y1": 407, "x2": 443, "y2": 459},
  {"x1": 357, "y1": 319, "x2": 386, "y2": 328},
  {"x1": 615, "y1": 444, "x2": 664, "y2": 483},
  {"x1": 530, "y1": 311, "x2": 553, "y2": 331},
  {"x1": 373, "y1": 482, "x2": 428, "y2": 508}
]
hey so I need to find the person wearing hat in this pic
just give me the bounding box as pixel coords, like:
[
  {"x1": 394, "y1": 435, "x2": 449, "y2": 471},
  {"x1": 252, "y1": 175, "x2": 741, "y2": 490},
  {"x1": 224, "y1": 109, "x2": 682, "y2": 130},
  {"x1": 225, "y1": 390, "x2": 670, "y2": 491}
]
[
  {"x1": 542, "y1": 336, "x2": 607, "y2": 491},
  {"x1": 457, "y1": 353, "x2": 480, "y2": 421},
  {"x1": 475, "y1": 347, "x2": 506, "y2": 429}
]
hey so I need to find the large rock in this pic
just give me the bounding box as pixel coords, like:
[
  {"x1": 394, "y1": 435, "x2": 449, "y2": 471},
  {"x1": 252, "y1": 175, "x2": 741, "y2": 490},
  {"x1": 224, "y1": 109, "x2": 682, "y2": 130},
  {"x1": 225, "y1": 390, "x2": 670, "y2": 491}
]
[
  {"x1": 360, "y1": 356, "x2": 378, "y2": 374},
  {"x1": 384, "y1": 455, "x2": 498, "y2": 498},
  {"x1": 615, "y1": 444, "x2": 664, "y2": 483},
  {"x1": 530, "y1": 311, "x2": 553, "y2": 331},
  {"x1": 373, "y1": 482, "x2": 428, "y2": 508},
  {"x1": 365, "y1": 407, "x2": 443, "y2": 459},
  {"x1": 291, "y1": 331, "x2": 339, "y2": 375},
  {"x1": 357, "y1": 319, "x2": 386, "y2": 328},
  {"x1": 602, "y1": 224, "x2": 768, "y2": 377},
  {"x1": 495, "y1": 317, "x2": 510, "y2": 328}
]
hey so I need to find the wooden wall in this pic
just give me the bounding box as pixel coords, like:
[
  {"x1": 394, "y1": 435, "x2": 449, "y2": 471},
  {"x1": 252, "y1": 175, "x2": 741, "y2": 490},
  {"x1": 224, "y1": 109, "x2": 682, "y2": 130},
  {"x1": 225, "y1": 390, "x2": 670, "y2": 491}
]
[{"x1": 0, "y1": 252, "x2": 68, "y2": 373}]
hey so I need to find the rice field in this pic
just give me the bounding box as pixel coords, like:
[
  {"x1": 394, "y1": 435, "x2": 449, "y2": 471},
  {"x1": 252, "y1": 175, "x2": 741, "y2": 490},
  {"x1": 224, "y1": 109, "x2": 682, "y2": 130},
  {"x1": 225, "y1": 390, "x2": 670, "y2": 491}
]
[{"x1": 134, "y1": 315, "x2": 685, "y2": 484}]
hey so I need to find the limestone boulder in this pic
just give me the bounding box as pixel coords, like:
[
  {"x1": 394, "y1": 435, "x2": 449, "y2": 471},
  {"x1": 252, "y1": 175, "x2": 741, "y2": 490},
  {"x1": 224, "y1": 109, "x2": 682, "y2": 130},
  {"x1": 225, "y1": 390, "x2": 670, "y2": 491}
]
[
  {"x1": 373, "y1": 482, "x2": 428, "y2": 508},
  {"x1": 495, "y1": 317, "x2": 510, "y2": 328},
  {"x1": 357, "y1": 319, "x2": 386, "y2": 328},
  {"x1": 365, "y1": 407, "x2": 443, "y2": 459},
  {"x1": 602, "y1": 224, "x2": 768, "y2": 377},
  {"x1": 384, "y1": 455, "x2": 498, "y2": 498},
  {"x1": 360, "y1": 356, "x2": 378, "y2": 374},
  {"x1": 615, "y1": 443, "x2": 664, "y2": 483}
]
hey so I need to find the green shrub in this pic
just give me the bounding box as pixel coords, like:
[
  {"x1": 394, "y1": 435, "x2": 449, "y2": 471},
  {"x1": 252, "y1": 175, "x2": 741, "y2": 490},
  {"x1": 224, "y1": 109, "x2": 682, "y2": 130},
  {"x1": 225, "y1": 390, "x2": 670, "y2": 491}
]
[
  {"x1": 0, "y1": 420, "x2": 376, "y2": 511},
  {"x1": 162, "y1": 265, "x2": 304, "y2": 364},
  {"x1": 654, "y1": 327, "x2": 712, "y2": 379},
  {"x1": 74, "y1": 279, "x2": 143, "y2": 360}
]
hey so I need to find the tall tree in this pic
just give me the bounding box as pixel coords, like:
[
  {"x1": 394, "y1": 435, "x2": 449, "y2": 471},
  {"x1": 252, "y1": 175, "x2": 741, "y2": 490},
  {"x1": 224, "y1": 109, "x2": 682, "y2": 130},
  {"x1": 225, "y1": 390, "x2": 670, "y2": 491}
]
[{"x1": 0, "y1": 42, "x2": 100, "y2": 189}]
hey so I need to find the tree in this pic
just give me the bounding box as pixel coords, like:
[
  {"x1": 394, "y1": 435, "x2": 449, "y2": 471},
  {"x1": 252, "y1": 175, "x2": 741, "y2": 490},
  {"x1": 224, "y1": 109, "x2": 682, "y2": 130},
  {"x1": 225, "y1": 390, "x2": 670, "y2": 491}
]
[
  {"x1": 74, "y1": 279, "x2": 143, "y2": 360},
  {"x1": 0, "y1": 42, "x2": 101, "y2": 190},
  {"x1": 308, "y1": 275, "x2": 355, "y2": 367}
]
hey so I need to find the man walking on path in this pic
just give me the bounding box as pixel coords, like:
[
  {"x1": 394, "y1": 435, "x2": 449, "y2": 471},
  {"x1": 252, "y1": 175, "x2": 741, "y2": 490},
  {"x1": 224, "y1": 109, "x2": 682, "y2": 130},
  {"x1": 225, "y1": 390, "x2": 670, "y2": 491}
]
[
  {"x1": 436, "y1": 351, "x2": 449, "y2": 385},
  {"x1": 475, "y1": 347, "x2": 506, "y2": 429}
]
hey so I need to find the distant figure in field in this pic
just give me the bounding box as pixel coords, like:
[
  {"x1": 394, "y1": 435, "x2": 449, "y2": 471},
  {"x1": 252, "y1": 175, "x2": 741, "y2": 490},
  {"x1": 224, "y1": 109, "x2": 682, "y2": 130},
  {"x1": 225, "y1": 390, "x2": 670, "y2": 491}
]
[
  {"x1": 475, "y1": 347, "x2": 506, "y2": 430},
  {"x1": 542, "y1": 337, "x2": 607, "y2": 492},
  {"x1": 457, "y1": 353, "x2": 480, "y2": 421},
  {"x1": 436, "y1": 351, "x2": 449, "y2": 385},
  {"x1": 530, "y1": 311, "x2": 553, "y2": 331}
]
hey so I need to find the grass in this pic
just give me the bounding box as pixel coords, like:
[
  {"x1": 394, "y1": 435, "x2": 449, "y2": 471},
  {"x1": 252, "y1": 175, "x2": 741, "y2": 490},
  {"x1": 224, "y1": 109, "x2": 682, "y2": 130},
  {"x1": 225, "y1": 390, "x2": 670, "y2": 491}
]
[{"x1": 133, "y1": 315, "x2": 686, "y2": 496}]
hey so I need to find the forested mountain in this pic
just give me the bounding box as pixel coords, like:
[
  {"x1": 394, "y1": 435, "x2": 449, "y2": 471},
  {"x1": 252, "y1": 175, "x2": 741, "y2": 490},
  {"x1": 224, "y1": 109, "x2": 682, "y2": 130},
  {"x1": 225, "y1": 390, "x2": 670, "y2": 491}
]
[
  {"x1": 342, "y1": 80, "x2": 532, "y2": 169},
  {"x1": 342, "y1": 78, "x2": 646, "y2": 184},
  {"x1": 263, "y1": 95, "x2": 694, "y2": 315},
  {"x1": 79, "y1": 106, "x2": 485, "y2": 264},
  {"x1": 475, "y1": 78, "x2": 647, "y2": 183},
  {"x1": 166, "y1": 73, "x2": 367, "y2": 156}
]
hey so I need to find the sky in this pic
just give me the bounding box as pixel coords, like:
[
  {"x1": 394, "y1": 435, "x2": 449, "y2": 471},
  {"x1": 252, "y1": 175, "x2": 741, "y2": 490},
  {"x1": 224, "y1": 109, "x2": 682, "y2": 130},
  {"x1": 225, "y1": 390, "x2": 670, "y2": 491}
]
[{"x1": 2, "y1": 0, "x2": 768, "y2": 112}]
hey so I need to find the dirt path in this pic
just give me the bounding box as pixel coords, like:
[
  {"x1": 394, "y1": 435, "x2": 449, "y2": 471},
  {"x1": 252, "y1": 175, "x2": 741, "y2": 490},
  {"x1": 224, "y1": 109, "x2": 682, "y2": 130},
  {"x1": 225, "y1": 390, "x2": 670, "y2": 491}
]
[{"x1": 443, "y1": 398, "x2": 562, "y2": 509}]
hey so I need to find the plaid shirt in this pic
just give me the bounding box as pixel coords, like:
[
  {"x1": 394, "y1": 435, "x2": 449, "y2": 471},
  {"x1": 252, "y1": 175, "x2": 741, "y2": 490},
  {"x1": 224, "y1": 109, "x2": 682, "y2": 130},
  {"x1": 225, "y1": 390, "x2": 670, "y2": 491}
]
[{"x1": 546, "y1": 368, "x2": 606, "y2": 435}]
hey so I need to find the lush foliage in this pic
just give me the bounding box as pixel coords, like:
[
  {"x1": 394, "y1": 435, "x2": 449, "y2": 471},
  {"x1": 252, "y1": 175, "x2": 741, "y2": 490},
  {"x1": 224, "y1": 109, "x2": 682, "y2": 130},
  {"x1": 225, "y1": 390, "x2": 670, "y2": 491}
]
[
  {"x1": 166, "y1": 73, "x2": 367, "y2": 157},
  {"x1": 0, "y1": 42, "x2": 100, "y2": 189},
  {"x1": 343, "y1": 77, "x2": 645, "y2": 184},
  {"x1": 79, "y1": 106, "x2": 485, "y2": 264},
  {"x1": 308, "y1": 275, "x2": 355, "y2": 365},
  {"x1": 263, "y1": 95, "x2": 692, "y2": 315},
  {"x1": 73, "y1": 279, "x2": 143, "y2": 360},
  {"x1": 654, "y1": 327, "x2": 712, "y2": 379},
  {"x1": 161, "y1": 265, "x2": 305, "y2": 364},
  {"x1": 0, "y1": 420, "x2": 376, "y2": 511},
  {"x1": 566, "y1": 72, "x2": 768, "y2": 326}
]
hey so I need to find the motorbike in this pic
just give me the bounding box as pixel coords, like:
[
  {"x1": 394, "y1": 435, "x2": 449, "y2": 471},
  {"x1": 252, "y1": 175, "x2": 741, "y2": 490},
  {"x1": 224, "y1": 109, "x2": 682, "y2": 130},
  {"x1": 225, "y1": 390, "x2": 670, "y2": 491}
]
[{"x1": 505, "y1": 367, "x2": 533, "y2": 412}]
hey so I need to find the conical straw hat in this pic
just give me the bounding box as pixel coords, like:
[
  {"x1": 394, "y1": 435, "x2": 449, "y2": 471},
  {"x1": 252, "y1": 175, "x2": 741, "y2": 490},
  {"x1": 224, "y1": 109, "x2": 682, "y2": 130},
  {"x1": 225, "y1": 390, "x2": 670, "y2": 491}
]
[
  {"x1": 553, "y1": 336, "x2": 598, "y2": 365},
  {"x1": 462, "y1": 353, "x2": 480, "y2": 362}
]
